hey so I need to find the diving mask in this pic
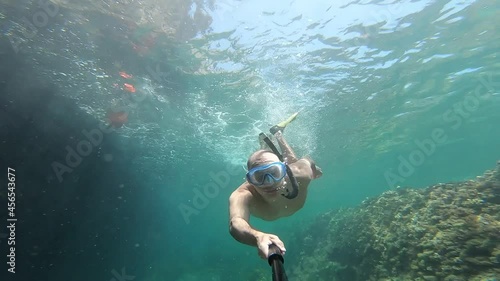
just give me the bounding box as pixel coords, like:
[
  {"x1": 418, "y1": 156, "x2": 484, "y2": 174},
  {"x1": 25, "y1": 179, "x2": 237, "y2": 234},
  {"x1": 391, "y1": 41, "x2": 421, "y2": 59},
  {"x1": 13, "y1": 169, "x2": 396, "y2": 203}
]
[{"x1": 246, "y1": 162, "x2": 287, "y2": 186}]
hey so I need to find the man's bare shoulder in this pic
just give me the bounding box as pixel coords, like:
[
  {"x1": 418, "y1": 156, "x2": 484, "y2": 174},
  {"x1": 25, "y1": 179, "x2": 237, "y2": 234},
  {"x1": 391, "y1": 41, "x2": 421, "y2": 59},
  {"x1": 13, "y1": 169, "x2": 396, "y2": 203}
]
[
  {"x1": 229, "y1": 182, "x2": 255, "y2": 202},
  {"x1": 229, "y1": 183, "x2": 259, "y2": 221},
  {"x1": 291, "y1": 157, "x2": 322, "y2": 180},
  {"x1": 290, "y1": 158, "x2": 314, "y2": 178},
  {"x1": 294, "y1": 158, "x2": 313, "y2": 168}
]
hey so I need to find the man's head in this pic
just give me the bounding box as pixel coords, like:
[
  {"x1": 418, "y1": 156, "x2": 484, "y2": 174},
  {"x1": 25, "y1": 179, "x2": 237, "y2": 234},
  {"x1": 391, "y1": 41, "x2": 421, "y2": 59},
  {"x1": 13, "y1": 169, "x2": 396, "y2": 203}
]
[
  {"x1": 246, "y1": 150, "x2": 286, "y2": 195},
  {"x1": 247, "y1": 150, "x2": 280, "y2": 170}
]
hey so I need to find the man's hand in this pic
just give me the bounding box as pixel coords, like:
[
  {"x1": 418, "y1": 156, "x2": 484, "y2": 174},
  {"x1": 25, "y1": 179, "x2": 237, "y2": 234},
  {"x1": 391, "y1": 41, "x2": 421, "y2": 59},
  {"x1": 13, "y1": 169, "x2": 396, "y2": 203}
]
[{"x1": 256, "y1": 233, "x2": 286, "y2": 259}]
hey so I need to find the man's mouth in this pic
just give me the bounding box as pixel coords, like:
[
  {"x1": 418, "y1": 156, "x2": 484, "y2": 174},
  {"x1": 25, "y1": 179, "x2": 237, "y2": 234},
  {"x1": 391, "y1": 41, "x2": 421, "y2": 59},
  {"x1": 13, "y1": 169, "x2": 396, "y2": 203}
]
[{"x1": 262, "y1": 187, "x2": 278, "y2": 194}]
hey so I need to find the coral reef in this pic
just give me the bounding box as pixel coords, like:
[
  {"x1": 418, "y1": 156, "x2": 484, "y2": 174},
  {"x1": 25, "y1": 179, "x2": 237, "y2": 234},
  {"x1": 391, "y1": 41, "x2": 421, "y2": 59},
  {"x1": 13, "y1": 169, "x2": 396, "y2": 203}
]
[{"x1": 290, "y1": 161, "x2": 500, "y2": 281}]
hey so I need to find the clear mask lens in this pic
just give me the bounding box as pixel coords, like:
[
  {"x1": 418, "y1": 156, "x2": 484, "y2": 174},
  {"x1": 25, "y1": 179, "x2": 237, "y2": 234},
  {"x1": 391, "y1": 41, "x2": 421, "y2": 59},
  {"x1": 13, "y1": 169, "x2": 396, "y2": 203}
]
[{"x1": 247, "y1": 162, "x2": 286, "y2": 186}]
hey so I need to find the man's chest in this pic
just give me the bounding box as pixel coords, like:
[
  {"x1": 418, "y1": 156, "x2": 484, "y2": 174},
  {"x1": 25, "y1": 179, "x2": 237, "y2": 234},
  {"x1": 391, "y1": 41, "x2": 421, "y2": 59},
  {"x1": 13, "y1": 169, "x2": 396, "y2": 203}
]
[{"x1": 252, "y1": 190, "x2": 307, "y2": 220}]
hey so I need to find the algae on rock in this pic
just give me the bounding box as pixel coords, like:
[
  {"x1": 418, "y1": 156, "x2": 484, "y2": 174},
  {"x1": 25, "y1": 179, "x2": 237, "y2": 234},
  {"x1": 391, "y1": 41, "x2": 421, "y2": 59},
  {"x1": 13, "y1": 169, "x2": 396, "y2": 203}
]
[{"x1": 290, "y1": 161, "x2": 500, "y2": 281}]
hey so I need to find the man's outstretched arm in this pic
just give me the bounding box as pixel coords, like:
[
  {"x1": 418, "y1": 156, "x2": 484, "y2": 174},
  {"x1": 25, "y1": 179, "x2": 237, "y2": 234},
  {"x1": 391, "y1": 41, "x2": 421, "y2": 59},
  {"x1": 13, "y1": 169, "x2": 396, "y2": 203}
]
[
  {"x1": 228, "y1": 188, "x2": 286, "y2": 258},
  {"x1": 228, "y1": 189, "x2": 261, "y2": 246}
]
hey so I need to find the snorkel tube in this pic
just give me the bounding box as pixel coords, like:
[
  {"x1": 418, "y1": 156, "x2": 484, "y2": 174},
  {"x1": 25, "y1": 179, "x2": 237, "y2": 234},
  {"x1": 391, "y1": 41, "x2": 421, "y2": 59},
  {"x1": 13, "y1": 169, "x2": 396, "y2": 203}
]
[{"x1": 259, "y1": 133, "x2": 299, "y2": 199}]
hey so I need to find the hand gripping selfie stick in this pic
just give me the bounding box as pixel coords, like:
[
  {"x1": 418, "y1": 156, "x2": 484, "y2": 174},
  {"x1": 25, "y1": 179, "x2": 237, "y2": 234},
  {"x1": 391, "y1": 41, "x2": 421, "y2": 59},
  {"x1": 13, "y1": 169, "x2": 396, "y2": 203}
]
[{"x1": 267, "y1": 244, "x2": 288, "y2": 281}]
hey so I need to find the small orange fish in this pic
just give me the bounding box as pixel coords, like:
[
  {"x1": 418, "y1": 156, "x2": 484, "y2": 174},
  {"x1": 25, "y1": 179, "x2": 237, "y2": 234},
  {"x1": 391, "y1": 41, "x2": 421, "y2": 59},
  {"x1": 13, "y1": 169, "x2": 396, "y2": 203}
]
[
  {"x1": 119, "y1": 71, "x2": 133, "y2": 79},
  {"x1": 107, "y1": 111, "x2": 128, "y2": 128},
  {"x1": 123, "y1": 83, "x2": 136, "y2": 93}
]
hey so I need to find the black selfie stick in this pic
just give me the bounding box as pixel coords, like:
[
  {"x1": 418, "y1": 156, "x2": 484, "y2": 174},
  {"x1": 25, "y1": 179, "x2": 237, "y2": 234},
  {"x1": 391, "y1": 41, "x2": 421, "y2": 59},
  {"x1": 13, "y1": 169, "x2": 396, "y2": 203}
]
[{"x1": 268, "y1": 244, "x2": 288, "y2": 281}]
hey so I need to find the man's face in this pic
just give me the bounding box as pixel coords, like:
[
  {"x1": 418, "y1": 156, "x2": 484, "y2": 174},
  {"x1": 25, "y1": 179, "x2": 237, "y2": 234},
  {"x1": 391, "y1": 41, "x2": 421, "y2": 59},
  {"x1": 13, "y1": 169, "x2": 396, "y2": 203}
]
[
  {"x1": 249, "y1": 152, "x2": 285, "y2": 197},
  {"x1": 256, "y1": 181, "x2": 284, "y2": 197}
]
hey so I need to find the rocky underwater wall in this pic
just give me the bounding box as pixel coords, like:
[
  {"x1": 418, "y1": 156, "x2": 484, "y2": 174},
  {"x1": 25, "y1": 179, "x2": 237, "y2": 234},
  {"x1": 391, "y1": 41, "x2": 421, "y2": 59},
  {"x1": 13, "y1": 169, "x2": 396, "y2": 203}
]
[{"x1": 290, "y1": 161, "x2": 500, "y2": 281}]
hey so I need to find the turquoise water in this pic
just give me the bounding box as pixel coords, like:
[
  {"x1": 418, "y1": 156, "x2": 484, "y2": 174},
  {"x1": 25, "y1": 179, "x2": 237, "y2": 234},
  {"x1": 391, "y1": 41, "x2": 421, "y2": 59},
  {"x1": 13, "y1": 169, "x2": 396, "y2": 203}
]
[
  {"x1": 1, "y1": 0, "x2": 499, "y2": 280},
  {"x1": 165, "y1": 0, "x2": 499, "y2": 279}
]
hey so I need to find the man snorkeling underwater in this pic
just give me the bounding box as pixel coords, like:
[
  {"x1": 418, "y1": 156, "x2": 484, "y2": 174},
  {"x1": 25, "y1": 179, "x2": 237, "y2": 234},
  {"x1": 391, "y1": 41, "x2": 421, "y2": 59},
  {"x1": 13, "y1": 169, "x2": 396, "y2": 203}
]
[{"x1": 228, "y1": 112, "x2": 323, "y2": 259}]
